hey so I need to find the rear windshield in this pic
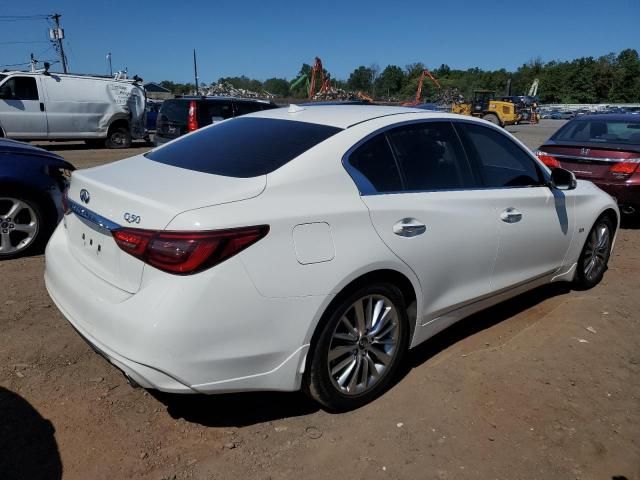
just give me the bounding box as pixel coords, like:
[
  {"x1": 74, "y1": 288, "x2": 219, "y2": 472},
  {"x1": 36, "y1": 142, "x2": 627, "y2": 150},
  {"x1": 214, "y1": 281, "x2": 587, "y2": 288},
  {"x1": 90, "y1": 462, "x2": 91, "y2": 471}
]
[
  {"x1": 553, "y1": 119, "x2": 640, "y2": 145},
  {"x1": 158, "y1": 100, "x2": 189, "y2": 123},
  {"x1": 145, "y1": 117, "x2": 342, "y2": 177}
]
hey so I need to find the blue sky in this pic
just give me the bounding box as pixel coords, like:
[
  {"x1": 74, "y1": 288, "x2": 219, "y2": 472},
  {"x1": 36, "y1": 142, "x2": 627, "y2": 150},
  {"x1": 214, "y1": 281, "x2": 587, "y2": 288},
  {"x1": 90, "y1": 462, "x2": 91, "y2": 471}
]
[{"x1": 1, "y1": 0, "x2": 638, "y2": 83}]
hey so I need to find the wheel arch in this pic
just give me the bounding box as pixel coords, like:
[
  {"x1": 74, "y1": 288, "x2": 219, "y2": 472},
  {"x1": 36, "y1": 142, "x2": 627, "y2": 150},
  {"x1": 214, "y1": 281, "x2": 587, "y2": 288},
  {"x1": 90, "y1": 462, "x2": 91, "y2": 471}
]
[
  {"x1": 0, "y1": 179, "x2": 59, "y2": 228},
  {"x1": 305, "y1": 267, "x2": 421, "y2": 355},
  {"x1": 107, "y1": 116, "x2": 130, "y2": 134}
]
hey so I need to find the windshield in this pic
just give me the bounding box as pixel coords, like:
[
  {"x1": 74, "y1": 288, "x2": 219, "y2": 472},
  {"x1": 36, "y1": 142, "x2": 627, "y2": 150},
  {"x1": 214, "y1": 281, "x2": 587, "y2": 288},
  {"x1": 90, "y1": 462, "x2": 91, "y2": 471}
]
[
  {"x1": 553, "y1": 119, "x2": 640, "y2": 145},
  {"x1": 145, "y1": 117, "x2": 342, "y2": 178}
]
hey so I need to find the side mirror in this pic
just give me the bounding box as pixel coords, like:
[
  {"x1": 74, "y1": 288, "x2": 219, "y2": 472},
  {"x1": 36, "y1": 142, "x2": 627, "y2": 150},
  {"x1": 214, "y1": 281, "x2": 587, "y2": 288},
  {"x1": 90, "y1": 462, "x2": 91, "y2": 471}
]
[{"x1": 549, "y1": 167, "x2": 577, "y2": 190}]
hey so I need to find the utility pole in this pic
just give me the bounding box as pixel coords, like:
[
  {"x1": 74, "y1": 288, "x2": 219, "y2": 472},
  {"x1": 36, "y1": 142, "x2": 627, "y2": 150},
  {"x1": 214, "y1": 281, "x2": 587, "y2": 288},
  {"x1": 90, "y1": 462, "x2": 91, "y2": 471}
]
[
  {"x1": 193, "y1": 49, "x2": 199, "y2": 95},
  {"x1": 51, "y1": 13, "x2": 68, "y2": 73}
]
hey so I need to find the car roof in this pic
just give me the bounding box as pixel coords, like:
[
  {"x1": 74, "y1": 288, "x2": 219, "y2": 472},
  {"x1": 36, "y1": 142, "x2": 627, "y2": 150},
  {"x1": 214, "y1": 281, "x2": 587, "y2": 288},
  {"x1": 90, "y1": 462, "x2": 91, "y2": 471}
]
[
  {"x1": 250, "y1": 104, "x2": 463, "y2": 129},
  {"x1": 171, "y1": 96, "x2": 273, "y2": 104},
  {"x1": 573, "y1": 113, "x2": 640, "y2": 122}
]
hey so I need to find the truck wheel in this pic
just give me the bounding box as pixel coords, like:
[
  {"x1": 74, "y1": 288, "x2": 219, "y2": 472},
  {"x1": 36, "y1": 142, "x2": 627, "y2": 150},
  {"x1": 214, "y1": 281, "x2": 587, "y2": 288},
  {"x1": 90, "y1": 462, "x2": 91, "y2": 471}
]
[
  {"x1": 482, "y1": 113, "x2": 501, "y2": 126},
  {"x1": 105, "y1": 125, "x2": 131, "y2": 149}
]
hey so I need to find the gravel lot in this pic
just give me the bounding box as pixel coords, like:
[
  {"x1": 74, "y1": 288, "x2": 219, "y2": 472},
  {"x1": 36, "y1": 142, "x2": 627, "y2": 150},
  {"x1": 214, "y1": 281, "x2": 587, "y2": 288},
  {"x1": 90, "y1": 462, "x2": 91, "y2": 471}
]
[{"x1": 1, "y1": 120, "x2": 639, "y2": 480}]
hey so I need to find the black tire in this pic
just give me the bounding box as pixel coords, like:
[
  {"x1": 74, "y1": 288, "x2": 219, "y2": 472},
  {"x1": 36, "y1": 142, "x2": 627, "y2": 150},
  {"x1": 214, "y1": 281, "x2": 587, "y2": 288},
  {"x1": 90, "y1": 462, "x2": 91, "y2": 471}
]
[
  {"x1": 573, "y1": 215, "x2": 615, "y2": 290},
  {"x1": 303, "y1": 282, "x2": 409, "y2": 412},
  {"x1": 105, "y1": 125, "x2": 131, "y2": 149},
  {"x1": 483, "y1": 113, "x2": 501, "y2": 126},
  {"x1": 0, "y1": 189, "x2": 49, "y2": 260}
]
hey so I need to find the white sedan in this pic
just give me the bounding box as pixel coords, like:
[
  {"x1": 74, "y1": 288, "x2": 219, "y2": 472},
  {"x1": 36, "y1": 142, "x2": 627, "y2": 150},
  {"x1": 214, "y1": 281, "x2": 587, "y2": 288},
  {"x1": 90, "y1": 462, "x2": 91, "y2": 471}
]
[{"x1": 45, "y1": 105, "x2": 618, "y2": 411}]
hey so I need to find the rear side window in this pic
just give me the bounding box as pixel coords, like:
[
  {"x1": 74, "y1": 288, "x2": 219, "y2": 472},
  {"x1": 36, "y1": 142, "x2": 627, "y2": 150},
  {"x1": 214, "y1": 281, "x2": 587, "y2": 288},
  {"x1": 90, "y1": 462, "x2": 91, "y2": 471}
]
[
  {"x1": 0, "y1": 77, "x2": 39, "y2": 101},
  {"x1": 201, "y1": 100, "x2": 232, "y2": 123},
  {"x1": 145, "y1": 117, "x2": 342, "y2": 177},
  {"x1": 347, "y1": 134, "x2": 403, "y2": 194},
  {"x1": 456, "y1": 122, "x2": 544, "y2": 188},
  {"x1": 159, "y1": 100, "x2": 189, "y2": 123},
  {"x1": 386, "y1": 122, "x2": 476, "y2": 191}
]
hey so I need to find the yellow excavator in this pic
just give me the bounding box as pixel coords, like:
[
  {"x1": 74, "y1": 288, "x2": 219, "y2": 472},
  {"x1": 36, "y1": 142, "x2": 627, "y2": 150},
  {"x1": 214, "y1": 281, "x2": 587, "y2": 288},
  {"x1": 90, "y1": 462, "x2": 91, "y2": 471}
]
[{"x1": 451, "y1": 90, "x2": 520, "y2": 126}]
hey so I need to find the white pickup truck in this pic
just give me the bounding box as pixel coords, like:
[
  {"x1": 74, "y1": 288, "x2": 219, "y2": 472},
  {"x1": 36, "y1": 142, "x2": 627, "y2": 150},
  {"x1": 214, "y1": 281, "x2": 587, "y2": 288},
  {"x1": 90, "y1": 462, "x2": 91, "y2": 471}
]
[{"x1": 0, "y1": 70, "x2": 146, "y2": 148}]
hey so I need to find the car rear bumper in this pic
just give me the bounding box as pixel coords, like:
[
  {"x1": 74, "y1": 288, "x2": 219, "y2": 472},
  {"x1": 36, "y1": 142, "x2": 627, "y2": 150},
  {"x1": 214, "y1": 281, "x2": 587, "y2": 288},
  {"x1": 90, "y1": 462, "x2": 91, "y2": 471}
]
[
  {"x1": 153, "y1": 134, "x2": 177, "y2": 147},
  {"x1": 592, "y1": 181, "x2": 640, "y2": 209},
  {"x1": 44, "y1": 222, "x2": 327, "y2": 394}
]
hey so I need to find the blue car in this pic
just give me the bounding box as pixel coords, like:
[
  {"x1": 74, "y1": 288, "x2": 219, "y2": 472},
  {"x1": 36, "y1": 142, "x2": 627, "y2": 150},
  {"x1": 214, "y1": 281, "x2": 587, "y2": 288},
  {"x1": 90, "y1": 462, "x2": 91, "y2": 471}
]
[{"x1": 0, "y1": 139, "x2": 74, "y2": 258}]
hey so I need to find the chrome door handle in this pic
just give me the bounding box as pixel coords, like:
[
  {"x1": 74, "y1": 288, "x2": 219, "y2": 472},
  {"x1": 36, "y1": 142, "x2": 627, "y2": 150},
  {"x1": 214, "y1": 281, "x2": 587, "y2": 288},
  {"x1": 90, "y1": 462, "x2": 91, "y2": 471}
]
[
  {"x1": 393, "y1": 218, "x2": 426, "y2": 237},
  {"x1": 500, "y1": 208, "x2": 523, "y2": 223}
]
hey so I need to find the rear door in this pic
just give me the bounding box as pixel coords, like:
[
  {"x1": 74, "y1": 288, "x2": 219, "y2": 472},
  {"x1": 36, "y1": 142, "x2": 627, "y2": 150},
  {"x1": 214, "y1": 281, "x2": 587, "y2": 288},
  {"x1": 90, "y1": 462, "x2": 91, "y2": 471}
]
[
  {"x1": 0, "y1": 75, "x2": 48, "y2": 138},
  {"x1": 155, "y1": 100, "x2": 188, "y2": 141},
  {"x1": 201, "y1": 99, "x2": 233, "y2": 126},
  {"x1": 352, "y1": 121, "x2": 499, "y2": 323},
  {"x1": 455, "y1": 121, "x2": 574, "y2": 290}
]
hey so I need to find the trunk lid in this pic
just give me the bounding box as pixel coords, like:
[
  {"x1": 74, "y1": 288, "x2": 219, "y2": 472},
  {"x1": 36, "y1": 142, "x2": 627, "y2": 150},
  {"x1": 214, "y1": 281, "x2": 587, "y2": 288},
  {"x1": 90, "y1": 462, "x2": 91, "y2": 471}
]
[
  {"x1": 540, "y1": 144, "x2": 639, "y2": 181},
  {"x1": 65, "y1": 154, "x2": 266, "y2": 293}
]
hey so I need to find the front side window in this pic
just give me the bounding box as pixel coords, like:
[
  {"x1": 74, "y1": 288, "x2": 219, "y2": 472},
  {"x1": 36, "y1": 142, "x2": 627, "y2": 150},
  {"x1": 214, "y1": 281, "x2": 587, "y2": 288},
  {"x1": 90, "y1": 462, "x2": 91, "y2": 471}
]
[
  {"x1": 346, "y1": 133, "x2": 403, "y2": 194},
  {"x1": 386, "y1": 122, "x2": 476, "y2": 191},
  {"x1": 456, "y1": 122, "x2": 544, "y2": 188},
  {"x1": 0, "y1": 77, "x2": 39, "y2": 101}
]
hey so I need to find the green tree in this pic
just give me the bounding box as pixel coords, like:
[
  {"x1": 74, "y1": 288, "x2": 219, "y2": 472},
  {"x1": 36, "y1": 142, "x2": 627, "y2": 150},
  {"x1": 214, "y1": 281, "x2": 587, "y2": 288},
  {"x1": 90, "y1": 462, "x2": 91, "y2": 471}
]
[
  {"x1": 347, "y1": 66, "x2": 375, "y2": 92},
  {"x1": 375, "y1": 65, "x2": 405, "y2": 98},
  {"x1": 609, "y1": 49, "x2": 640, "y2": 102},
  {"x1": 263, "y1": 77, "x2": 290, "y2": 96}
]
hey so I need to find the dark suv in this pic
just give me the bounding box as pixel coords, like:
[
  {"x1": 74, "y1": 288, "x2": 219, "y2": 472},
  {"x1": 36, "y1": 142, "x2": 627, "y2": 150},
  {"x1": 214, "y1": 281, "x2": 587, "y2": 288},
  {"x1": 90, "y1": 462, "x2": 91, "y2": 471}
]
[{"x1": 154, "y1": 97, "x2": 278, "y2": 146}]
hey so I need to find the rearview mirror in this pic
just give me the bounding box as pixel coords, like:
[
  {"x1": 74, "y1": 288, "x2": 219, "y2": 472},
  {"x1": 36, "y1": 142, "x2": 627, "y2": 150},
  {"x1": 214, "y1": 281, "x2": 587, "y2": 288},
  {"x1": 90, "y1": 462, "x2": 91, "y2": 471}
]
[{"x1": 549, "y1": 167, "x2": 577, "y2": 190}]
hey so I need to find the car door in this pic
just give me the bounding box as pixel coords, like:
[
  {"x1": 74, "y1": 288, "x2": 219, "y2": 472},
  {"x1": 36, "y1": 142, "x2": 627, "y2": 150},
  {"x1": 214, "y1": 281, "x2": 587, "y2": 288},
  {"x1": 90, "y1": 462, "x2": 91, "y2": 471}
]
[
  {"x1": 454, "y1": 121, "x2": 574, "y2": 290},
  {"x1": 347, "y1": 121, "x2": 500, "y2": 326},
  {"x1": 0, "y1": 75, "x2": 48, "y2": 138}
]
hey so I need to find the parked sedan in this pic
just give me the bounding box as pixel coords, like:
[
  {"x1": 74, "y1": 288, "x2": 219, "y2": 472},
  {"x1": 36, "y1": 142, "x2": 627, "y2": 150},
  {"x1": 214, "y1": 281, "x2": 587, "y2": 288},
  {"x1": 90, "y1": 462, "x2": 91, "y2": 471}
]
[
  {"x1": 0, "y1": 139, "x2": 74, "y2": 258},
  {"x1": 536, "y1": 114, "x2": 640, "y2": 215},
  {"x1": 45, "y1": 106, "x2": 618, "y2": 411}
]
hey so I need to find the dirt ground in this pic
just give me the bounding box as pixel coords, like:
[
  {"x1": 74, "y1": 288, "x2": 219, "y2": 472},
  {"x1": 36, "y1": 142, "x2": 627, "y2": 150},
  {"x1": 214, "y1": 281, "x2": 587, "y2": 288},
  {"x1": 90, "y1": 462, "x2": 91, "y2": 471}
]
[{"x1": 1, "y1": 120, "x2": 639, "y2": 480}]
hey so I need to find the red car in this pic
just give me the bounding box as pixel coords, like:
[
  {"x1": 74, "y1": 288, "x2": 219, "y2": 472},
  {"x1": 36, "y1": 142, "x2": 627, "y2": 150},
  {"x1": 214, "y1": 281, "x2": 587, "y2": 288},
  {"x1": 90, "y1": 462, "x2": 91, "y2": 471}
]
[{"x1": 536, "y1": 114, "x2": 640, "y2": 215}]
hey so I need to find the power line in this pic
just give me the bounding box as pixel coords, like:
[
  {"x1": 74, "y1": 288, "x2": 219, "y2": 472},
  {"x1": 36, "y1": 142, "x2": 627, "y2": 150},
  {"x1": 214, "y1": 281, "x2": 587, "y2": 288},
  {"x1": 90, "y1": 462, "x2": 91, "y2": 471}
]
[
  {"x1": 0, "y1": 15, "x2": 50, "y2": 22},
  {"x1": 0, "y1": 40, "x2": 48, "y2": 45}
]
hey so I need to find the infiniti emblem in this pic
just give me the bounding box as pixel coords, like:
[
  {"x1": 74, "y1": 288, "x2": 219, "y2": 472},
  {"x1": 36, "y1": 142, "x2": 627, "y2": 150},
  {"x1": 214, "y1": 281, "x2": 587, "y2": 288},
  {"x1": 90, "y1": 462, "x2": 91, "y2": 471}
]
[{"x1": 80, "y1": 189, "x2": 90, "y2": 204}]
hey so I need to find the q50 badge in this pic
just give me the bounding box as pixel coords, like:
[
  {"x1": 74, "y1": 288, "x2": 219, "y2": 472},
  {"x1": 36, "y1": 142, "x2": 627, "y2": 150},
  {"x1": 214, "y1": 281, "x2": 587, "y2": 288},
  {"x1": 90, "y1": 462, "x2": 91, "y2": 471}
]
[{"x1": 123, "y1": 213, "x2": 141, "y2": 224}]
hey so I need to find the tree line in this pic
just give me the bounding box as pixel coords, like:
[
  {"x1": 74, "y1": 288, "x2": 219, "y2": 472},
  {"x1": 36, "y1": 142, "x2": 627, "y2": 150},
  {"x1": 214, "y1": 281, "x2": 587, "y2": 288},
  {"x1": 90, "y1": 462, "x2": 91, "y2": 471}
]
[{"x1": 158, "y1": 48, "x2": 640, "y2": 104}]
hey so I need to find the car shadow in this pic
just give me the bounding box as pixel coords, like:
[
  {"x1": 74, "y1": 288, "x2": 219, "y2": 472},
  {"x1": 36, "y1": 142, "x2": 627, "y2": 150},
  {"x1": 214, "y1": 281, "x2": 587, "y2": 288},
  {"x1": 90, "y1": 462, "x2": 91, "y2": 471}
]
[
  {"x1": 152, "y1": 389, "x2": 319, "y2": 428},
  {"x1": 405, "y1": 282, "x2": 571, "y2": 372},
  {"x1": 620, "y1": 214, "x2": 640, "y2": 230},
  {"x1": 154, "y1": 284, "x2": 571, "y2": 426},
  {"x1": 0, "y1": 387, "x2": 62, "y2": 480}
]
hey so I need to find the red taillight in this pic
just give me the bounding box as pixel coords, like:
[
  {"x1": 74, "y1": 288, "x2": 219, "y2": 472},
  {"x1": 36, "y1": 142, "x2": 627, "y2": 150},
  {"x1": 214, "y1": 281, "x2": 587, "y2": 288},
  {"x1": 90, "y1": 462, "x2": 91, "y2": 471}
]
[
  {"x1": 535, "y1": 150, "x2": 561, "y2": 168},
  {"x1": 112, "y1": 225, "x2": 269, "y2": 275},
  {"x1": 187, "y1": 100, "x2": 198, "y2": 132},
  {"x1": 609, "y1": 161, "x2": 640, "y2": 177}
]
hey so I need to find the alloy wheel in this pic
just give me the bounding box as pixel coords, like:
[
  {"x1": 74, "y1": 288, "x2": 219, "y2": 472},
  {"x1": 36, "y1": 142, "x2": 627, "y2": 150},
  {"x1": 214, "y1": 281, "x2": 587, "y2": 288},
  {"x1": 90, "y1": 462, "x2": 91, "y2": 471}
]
[
  {"x1": 327, "y1": 294, "x2": 400, "y2": 396},
  {"x1": 0, "y1": 197, "x2": 39, "y2": 256},
  {"x1": 583, "y1": 221, "x2": 611, "y2": 282}
]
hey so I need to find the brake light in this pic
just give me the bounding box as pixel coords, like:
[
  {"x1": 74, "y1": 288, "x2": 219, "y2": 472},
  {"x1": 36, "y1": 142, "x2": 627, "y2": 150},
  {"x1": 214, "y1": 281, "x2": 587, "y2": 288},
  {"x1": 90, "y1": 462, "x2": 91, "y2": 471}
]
[
  {"x1": 187, "y1": 100, "x2": 198, "y2": 132},
  {"x1": 609, "y1": 160, "x2": 640, "y2": 177},
  {"x1": 112, "y1": 225, "x2": 269, "y2": 275},
  {"x1": 535, "y1": 150, "x2": 561, "y2": 168}
]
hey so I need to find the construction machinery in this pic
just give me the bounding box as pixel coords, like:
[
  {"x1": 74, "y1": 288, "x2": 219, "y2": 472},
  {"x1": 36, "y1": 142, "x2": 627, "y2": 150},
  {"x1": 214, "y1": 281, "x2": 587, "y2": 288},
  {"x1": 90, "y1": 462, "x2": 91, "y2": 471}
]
[
  {"x1": 402, "y1": 68, "x2": 441, "y2": 106},
  {"x1": 451, "y1": 90, "x2": 520, "y2": 126},
  {"x1": 289, "y1": 57, "x2": 332, "y2": 100}
]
